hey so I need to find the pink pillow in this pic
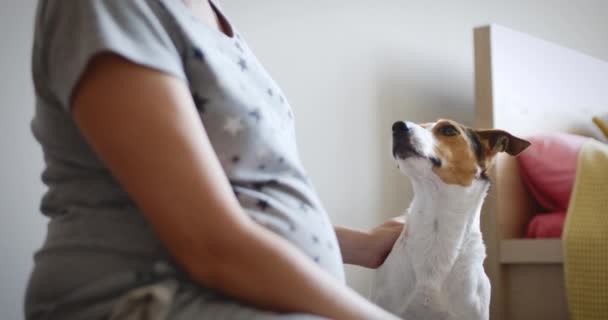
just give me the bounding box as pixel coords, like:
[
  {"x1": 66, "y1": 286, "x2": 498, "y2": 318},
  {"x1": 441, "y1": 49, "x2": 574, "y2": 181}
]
[
  {"x1": 517, "y1": 133, "x2": 587, "y2": 211},
  {"x1": 526, "y1": 211, "x2": 566, "y2": 238}
]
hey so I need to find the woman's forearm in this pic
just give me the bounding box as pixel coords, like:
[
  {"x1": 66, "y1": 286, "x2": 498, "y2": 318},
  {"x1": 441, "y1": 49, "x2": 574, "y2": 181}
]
[
  {"x1": 334, "y1": 226, "x2": 373, "y2": 267},
  {"x1": 192, "y1": 223, "x2": 396, "y2": 320},
  {"x1": 335, "y1": 219, "x2": 405, "y2": 269}
]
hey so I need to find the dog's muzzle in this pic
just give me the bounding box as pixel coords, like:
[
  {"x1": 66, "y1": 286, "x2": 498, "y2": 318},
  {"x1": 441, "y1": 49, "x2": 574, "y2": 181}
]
[
  {"x1": 392, "y1": 121, "x2": 420, "y2": 159},
  {"x1": 392, "y1": 121, "x2": 442, "y2": 167}
]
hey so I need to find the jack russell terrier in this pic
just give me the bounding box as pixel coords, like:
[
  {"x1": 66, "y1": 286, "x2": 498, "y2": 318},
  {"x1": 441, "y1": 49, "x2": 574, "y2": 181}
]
[{"x1": 371, "y1": 119, "x2": 530, "y2": 320}]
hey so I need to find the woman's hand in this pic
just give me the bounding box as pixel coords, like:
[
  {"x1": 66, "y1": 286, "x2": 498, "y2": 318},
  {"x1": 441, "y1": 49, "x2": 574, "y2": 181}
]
[
  {"x1": 335, "y1": 217, "x2": 405, "y2": 269},
  {"x1": 365, "y1": 217, "x2": 406, "y2": 268}
]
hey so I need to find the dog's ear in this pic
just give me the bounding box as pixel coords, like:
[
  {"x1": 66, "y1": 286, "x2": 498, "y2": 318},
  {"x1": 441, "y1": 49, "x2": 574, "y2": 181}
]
[{"x1": 475, "y1": 129, "x2": 531, "y2": 156}]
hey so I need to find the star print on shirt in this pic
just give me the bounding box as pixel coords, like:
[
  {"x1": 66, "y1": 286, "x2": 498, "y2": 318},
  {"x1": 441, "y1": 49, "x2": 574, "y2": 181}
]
[
  {"x1": 192, "y1": 93, "x2": 208, "y2": 113},
  {"x1": 223, "y1": 116, "x2": 244, "y2": 136},
  {"x1": 267, "y1": 88, "x2": 274, "y2": 97},
  {"x1": 238, "y1": 58, "x2": 248, "y2": 71},
  {"x1": 235, "y1": 41, "x2": 244, "y2": 53},
  {"x1": 256, "y1": 199, "x2": 270, "y2": 211},
  {"x1": 193, "y1": 47, "x2": 205, "y2": 61},
  {"x1": 252, "y1": 179, "x2": 279, "y2": 191},
  {"x1": 248, "y1": 109, "x2": 261, "y2": 122}
]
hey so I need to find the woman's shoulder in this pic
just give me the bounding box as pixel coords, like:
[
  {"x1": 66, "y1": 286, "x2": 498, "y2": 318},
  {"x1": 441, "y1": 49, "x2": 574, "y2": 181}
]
[{"x1": 33, "y1": 0, "x2": 188, "y2": 110}]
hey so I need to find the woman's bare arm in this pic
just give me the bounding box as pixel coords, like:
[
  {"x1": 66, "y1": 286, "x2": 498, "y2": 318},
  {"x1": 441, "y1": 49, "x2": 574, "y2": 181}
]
[
  {"x1": 335, "y1": 217, "x2": 405, "y2": 268},
  {"x1": 71, "y1": 54, "x2": 396, "y2": 320}
]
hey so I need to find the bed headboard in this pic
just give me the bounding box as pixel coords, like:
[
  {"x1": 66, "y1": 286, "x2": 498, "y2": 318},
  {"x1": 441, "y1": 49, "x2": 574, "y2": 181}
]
[{"x1": 474, "y1": 24, "x2": 608, "y2": 320}]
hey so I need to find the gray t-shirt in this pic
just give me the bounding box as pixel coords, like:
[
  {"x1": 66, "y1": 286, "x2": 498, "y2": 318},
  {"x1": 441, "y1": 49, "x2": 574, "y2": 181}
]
[{"x1": 27, "y1": 0, "x2": 344, "y2": 317}]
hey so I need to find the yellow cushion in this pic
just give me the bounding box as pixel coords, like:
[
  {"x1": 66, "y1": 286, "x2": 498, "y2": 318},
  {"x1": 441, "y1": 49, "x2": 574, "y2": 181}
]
[{"x1": 563, "y1": 139, "x2": 608, "y2": 320}]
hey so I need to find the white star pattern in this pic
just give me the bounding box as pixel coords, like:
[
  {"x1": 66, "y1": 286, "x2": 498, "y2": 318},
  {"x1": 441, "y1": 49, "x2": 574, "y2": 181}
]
[
  {"x1": 256, "y1": 147, "x2": 270, "y2": 159},
  {"x1": 224, "y1": 116, "x2": 245, "y2": 136}
]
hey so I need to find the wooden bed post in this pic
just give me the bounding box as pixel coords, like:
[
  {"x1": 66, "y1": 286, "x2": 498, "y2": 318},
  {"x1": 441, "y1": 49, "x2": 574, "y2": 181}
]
[{"x1": 474, "y1": 25, "x2": 505, "y2": 320}]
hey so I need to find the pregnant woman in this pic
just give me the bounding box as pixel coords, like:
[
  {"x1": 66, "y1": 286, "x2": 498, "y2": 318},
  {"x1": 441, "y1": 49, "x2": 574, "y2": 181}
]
[{"x1": 25, "y1": 1, "x2": 403, "y2": 319}]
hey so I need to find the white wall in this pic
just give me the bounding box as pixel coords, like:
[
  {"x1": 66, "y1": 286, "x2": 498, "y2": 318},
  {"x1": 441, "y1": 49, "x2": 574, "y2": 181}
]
[
  {"x1": 1, "y1": 1, "x2": 607, "y2": 319},
  {"x1": 1, "y1": 1, "x2": 47, "y2": 320}
]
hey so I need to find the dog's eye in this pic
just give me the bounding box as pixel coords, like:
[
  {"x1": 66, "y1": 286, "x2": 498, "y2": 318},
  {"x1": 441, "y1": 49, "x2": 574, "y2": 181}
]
[{"x1": 438, "y1": 125, "x2": 459, "y2": 136}]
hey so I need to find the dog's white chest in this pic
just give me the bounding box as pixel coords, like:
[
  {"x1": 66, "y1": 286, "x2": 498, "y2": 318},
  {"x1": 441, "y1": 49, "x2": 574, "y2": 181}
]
[{"x1": 370, "y1": 185, "x2": 491, "y2": 320}]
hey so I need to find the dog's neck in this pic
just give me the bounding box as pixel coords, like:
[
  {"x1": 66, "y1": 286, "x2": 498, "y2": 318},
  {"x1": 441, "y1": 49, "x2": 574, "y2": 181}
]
[{"x1": 403, "y1": 175, "x2": 490, "y2": 289}]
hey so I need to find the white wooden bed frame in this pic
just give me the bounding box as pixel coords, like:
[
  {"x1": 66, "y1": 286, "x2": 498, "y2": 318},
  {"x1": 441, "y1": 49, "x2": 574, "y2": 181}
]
[{"x1": 473, "y1": 25, "x2": 608, "y2": 320}]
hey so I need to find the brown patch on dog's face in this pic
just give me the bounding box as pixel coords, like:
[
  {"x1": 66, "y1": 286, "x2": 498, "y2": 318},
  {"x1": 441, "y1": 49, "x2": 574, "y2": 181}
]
[
  {"x1": 426, "y1": 120, "x2": 530, "y2": 186},
  {"x1": 430, "y1": 120, "x2": 480, "y2": 186}
]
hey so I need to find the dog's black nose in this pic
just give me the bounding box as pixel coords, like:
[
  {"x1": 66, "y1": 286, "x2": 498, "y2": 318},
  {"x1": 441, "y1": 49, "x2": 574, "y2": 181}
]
[{"x1": 392, "y1": 121, "x2": 410, "y2": 134}]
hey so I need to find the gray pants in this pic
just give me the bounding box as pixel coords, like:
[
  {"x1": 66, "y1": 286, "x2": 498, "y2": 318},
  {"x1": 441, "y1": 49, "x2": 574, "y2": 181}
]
[{"x1": 27, "y1": 265, "x2": 326, "y2": 320}]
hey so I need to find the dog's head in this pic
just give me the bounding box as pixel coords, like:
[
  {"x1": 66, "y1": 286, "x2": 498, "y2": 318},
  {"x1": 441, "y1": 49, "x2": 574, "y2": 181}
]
[{"x1": 392, "y1": 119, "x2": 530, "y2": 186}]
